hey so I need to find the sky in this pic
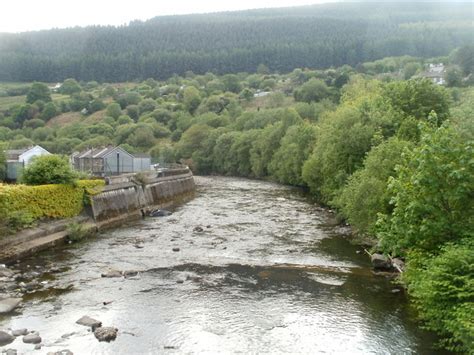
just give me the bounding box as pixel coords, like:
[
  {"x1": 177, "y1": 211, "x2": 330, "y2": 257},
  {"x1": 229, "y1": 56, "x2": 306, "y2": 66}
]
[{"x1": 0, "y1": 0, "x2": 341, "y2": 33}]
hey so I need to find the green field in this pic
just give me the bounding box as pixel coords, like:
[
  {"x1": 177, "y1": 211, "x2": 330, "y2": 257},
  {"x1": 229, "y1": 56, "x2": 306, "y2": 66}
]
[{"x1": 0, "y1": 94, "x2": 69, "y2": 111}]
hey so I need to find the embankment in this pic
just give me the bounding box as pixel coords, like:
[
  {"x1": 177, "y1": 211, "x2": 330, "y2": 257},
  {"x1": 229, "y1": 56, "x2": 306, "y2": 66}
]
[{"x1": 0, "y1": 168, "x2": 195, "y2": 263}]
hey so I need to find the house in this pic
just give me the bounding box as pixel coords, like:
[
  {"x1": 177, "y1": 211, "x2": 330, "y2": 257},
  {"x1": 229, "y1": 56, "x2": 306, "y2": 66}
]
[
  {"x1": 72, "y1": 146, "x2": 151, "y2": 176},
  {"x1": 419, "y1": 63, "x2": 446, "y2": 85},
  {"x1": 5, "y1": 145, "x2": 51, "y2": 181}
]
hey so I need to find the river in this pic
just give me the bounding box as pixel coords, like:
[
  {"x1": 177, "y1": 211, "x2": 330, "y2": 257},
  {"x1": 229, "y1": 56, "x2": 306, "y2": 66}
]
[{"x1": 0, "y1": 176, "x2": 442, "y2": 354}]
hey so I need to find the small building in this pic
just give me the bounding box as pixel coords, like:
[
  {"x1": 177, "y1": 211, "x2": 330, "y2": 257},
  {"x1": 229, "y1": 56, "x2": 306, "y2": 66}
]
[
  {"x1": 5, "y1": 145, "x2": 51, "y2": 181},
  {"x1": 133, "y1": 153, "x2": 152, "y2": 173},
  {"x1": 419, "y1": 63, "x2": 446, "y2": 85},
  {"x1": 72, "y1": 146, "x2": 151, "y2": 176}
]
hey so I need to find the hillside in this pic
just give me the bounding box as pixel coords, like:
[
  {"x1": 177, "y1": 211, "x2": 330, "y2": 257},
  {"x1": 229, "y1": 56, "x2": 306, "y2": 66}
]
[{"x1": 0, "y1": 2, "x2": 472, "y2": 82}]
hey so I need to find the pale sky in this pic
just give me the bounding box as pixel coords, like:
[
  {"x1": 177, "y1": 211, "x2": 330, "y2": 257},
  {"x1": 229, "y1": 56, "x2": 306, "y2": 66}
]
[{"x1": 0, "y1": 0, "x2": 340, "y2": 33}]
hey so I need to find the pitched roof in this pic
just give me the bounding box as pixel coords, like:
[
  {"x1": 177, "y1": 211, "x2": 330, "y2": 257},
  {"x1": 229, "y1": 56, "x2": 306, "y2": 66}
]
[
  {"x1": 74, "y1": 146, "x2": 134, "y2": 159},
  {"x1": 6, "y1": 148, "x2": 29, "y2": 161},
  {"x1": 133, "y1": 153, "x2": 151, "y2": 159}
]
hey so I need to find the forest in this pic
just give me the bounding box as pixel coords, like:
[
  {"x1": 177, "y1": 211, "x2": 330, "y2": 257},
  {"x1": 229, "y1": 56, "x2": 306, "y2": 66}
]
[
  {"x1": 0, "y1": 2, "x2": 473, "y2": 81},
  {"x1": 0, "y1": 44, "x2": 473, "y2": 352}
]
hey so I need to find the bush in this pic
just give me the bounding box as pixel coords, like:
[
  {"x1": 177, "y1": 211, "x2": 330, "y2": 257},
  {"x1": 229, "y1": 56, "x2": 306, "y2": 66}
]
[
  {"x1": 404, "y1": 241, "x2": 474, "y2": 353},
  {"x1": 0, "y1": 180, "x2": 104, "y2": 229},
  {"x1": 67, "y1": 222, "x2": 95, "y2": 242},
  {"x1": 21, "y1": 155, "x2": 77, "y2": 185}
]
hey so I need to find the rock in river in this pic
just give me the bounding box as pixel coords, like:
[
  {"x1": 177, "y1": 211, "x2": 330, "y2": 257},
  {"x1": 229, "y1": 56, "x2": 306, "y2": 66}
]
[
  {"x1": 0, "y1": 330, "x2": 15, "y2": 346},
  {"x1": 76, "y1": 315, "x2": 102, "y2": 328},
  {"x1": 94, "y1": 327, "x2": 118, "y2": 342},
  {"x1": 0, "y1": 298, "x2": 22, "y2": 314},
  {"x1": 12, "y1": 328, "x2": 28, "y2": 336},
  {"x1": 371, "y1": 253, "x2": 392, "y2": 270},
  {"x1": 149, "y1": 209, "x2": 172, "y2": 217},
  {"x1": 22, "y1": 333, "x2": 42, "y2": 344},
  {"x1": 101, "y1": 270, "x2": 122, "y2": 278}
]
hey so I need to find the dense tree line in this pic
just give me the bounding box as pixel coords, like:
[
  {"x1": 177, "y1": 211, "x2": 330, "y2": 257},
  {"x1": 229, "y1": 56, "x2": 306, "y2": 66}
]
[{"x1": 0, "y1": 2, "x2": 472, "y2": 82}]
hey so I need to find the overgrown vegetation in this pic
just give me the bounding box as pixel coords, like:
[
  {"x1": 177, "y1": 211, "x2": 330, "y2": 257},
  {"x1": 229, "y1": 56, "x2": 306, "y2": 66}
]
[
  {"x1": 0, "y1": 180, "x2": 104, "y2": 233},
  {"x1": 21, "y1": 155, "x2": 77, "y2": 185}
]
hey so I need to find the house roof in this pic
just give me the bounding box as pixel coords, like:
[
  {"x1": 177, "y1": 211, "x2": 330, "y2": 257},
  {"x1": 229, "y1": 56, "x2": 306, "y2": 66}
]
[
  {"x1": 133, "y1": 153, "x2": 151, "y2": 159},
  {"x1": 74, "y1": 146, "x2": 134, "y2": 159},
  {"x1": 6, "y1": 148, "x2": 29, "y2": 161},
  {"x1": 5, "y1": 145, "x2": 49, "y2": 161}
]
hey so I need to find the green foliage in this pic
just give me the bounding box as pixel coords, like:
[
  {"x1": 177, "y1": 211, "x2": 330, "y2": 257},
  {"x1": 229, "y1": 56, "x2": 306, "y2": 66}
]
[
  {"x1": 59, "y1": 79, "x2": 82, "y2": 95},
  {"x1": 294, "y1": 78, "x2": 331, "y2": 103},
  {"x1": 183, "y1": 86, "x2": 201, "y2": 114},
  {"x1": 67, "y1": 222, "x2": 94, "y2": 242},
  {"x1": 302, "y1": 100, "x2": 394, "y2": 203},
  {"x1": 269, "y1": 123, "x2": 316, "y2": 186},
  {"x1": 384, "y1": 79, "x2": 451, "y2": 123},
  {"x1": 3, "y1": 210, "x2": 36, "y2": 231},
  {"x1": 0, "y1": 180, "x2": 104, "y2": 223},
  {"x1": 452, "y1": 45, "x2": 474, "y2": 76},
  {"x1": 0, "y1": 143, "x2": 6, "y2": 181},
  {"x1": 376, "y1": 124, "x2": 473, "y2": 256},
  {"x1": 26, "y1": 82, "x2": 51, "y2": 104},
  {"x1": 403, "y1": 241, "x2": 474, "y2": 353},
  {"x1": 40, "y1": 102, "x2": 59, "y2": 121},
  {"x1": 106, "y1": 103, "x2": 122, "y2": 119},
  {"x1": 21, "y1": 155, "x2": 77, "y2": 185},
  {"x1": 335, "y1": 138, "x2": 412, "y2": 234},
  {"x1": 0, "y1": 3, "x2": 472, "y2": 82}
]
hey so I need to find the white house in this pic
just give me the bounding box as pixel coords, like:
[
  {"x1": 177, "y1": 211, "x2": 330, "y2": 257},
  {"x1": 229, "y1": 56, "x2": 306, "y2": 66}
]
[{"x1": 5, "y1": 145, "x2": 51, "y2": 180}]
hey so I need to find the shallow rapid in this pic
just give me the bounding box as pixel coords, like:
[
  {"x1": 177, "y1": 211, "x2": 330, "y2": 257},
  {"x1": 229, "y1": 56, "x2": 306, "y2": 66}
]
[{"x1": 0, "y1": 176, "x2": 441, "y2": 354}]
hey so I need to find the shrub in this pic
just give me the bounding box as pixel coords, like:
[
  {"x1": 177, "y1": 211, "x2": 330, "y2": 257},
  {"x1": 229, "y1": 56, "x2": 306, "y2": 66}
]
[
  {"x1": 67, "y1": 222, "x2": 95, "y2": 242},
  {"x1": 404, "y1": 241, "x2": 474, "y2": 353},
  {"x1": 21, "y1": 155, "x2": 77, "y2": 185}
]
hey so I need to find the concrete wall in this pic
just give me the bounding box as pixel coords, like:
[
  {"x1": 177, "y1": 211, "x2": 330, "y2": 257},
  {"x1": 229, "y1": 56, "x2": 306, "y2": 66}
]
[{"x1": 90, "y1": 169, "x2": 195, "y2": 227}]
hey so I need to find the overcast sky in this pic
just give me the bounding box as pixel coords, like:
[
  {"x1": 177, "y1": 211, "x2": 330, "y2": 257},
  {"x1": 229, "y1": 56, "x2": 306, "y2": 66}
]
[{"x1": 0, "y1": 0, "x2": 342, "y2": 33}]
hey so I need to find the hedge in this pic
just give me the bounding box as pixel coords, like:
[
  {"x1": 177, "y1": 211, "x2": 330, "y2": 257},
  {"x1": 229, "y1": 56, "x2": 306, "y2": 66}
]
[{"x1": 0, "y1": 180, "x2": 104, "y2": 221}]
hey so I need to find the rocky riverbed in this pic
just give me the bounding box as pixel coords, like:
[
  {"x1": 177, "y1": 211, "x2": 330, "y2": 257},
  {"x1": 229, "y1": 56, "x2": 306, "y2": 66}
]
[{"x1": 0, "y1": 176, "x2": 444, "y2": 354}]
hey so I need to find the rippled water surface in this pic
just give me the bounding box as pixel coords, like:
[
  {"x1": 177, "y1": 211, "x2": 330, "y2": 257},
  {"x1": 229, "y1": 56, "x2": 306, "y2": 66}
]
[{"x1": 0, "y1": 176, "x2": 441, "y2": 354}]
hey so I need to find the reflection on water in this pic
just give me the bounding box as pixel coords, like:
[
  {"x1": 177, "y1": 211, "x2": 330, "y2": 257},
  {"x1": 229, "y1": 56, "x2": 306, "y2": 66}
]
[{"x1": 0, "y1": 176, "x2": 442, "y2": 354}]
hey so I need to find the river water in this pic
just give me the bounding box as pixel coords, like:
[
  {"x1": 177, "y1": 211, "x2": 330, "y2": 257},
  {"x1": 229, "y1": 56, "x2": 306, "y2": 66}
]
[{"x1": 1, "y1": 176, "x2": 441, "y2": 354}]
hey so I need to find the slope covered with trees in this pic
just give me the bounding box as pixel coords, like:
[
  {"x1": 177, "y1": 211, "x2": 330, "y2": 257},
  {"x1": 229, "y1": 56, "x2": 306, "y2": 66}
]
[{"x1": 0, "y1": 2, "x2": 472, "y2": 82}]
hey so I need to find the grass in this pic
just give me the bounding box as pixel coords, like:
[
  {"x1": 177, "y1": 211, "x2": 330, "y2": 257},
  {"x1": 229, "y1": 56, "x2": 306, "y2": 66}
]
[{"x1": 0, "y1": 94, "x2": 70, "y2": 112}]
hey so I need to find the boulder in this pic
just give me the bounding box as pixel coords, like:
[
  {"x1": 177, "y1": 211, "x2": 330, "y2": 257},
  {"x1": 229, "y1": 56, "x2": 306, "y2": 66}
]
[
  {"x1": 123, "y1": 270, "x2": 139, "y2": 278},
  {"x1": 0, "y1": 331, "x2": 15, "y2": 346},
  {"x1": 172, "y1": 247, "x2": 180, "y2": 252},
  {"x1": 0, "y1": 267, "x2": 14, "y2": 278},
  {"x1": 12, "y1": 328, "x2": 28, "y2": 336},
  {"x1": 371, "y1": 253, "x2": 392, "y2": 270},
  {"x1": 5, "y1": 349, "x2": 17, "y2": 355},
  {"x1": 76, "y1": 315, "x2": 102, "y2": 328},
  {"x1": 101, "y1": 270, "x2": 122, "y2": 278},
  {"x1": 47, "y1": 350, "x2": 73, "y2": 355},
  {"x1": 47, "y1": 349, "x2": 74, "y2": 355},
  {"x1": 392, "y1": 258, "x2": 405, "y2": 272},
  {"x1": 22, "y1": 333, "x2": 42, "y2": 344},
  {"x1": 193, "y1": 226, "x2": 204, "y2": 233},
  {"x1": 149, "y1": 209, "x2": 172, "y2": 217},
  {"x1": 0, "y1": 298, "x2": 22, "y2": 314},
  {"x1": 94, "y1": 327, "x2": 118, "y2": 342}
]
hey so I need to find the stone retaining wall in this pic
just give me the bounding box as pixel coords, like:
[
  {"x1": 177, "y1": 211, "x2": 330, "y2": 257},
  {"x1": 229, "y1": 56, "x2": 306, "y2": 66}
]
[{"x1": 90, "y1": 169, "x2": 195, "y2": 227}]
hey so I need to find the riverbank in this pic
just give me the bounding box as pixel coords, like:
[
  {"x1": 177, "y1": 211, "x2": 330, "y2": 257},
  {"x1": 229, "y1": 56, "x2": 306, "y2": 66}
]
[{"x1": 0, "y1": 168, "x2": 196, "y2": 265}]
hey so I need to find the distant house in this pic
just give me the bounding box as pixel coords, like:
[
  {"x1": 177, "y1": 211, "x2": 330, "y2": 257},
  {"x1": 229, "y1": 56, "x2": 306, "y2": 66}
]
[
  {"x1": 72, "y1": 146, "x2": 151, "y2": 176},
  {"x1": 419, "y1": 63, "x2": 446, "y2": 85},
  {"x1": 5, "y1": 145, "x2": 51, "y2": 181}
]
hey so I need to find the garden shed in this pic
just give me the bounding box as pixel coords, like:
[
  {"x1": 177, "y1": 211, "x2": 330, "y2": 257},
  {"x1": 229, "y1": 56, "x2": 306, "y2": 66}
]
[{"x1": 72, "y1": 146, "x2": 150, "y2": 176}]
